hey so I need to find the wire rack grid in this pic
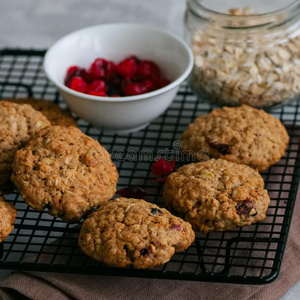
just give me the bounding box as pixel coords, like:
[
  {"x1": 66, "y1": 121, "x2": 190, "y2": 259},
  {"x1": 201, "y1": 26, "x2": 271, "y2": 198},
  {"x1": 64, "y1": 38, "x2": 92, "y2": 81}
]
[{"x1": 0, "y1": 49, "x2": 299, "y2": 284}]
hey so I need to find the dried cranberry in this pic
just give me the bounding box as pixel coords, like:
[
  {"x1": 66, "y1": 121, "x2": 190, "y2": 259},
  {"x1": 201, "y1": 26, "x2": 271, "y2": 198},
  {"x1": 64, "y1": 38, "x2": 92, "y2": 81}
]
[
  {"x1": 139, "y1": 248, "x2": 149, "y2": 256},
  {"x1": 109, "y1": 74, "x2": 122, "y2": 87},
  {"x1": 123, "y1": 80, "x2": 154, "y2": 96},
  {"x1": 123, "y1": 82, "x2": 141, "y2": 96},
  {"x1": 88, "y1": 91, "x2": 107, "y2": 97},
  {"x1": 140, "y1": 80, "x2": 154, "y2": 93},
  {"x1": 117, "y1": 186, "x2": 146, "y2": 199},
  {"x1": 87, "y1": 80, "x2": 106, "y2": 93},
  {"x1": 65, "y1": 66, "x2": 80, "y2": 86},
  {"x1": 172, "y1": 224, "x2": 183, "y2": 231},
  {"x1": 152, "y1": 158, "x2": 176, "y2": 176},
  {"x1": 87, "y1": 58, "x2": 107, "y2": 80},
  {"x1": 136, "y1": 60, "x2": 160, "y2": 81},
  {"x1": 217, "y1": 144, "x2": 232, "y2": 155},
  {"x1": 120, "y1": 77, "x2": 131, "y2": 91},
  {"x1": 65, "y1": 55, "x2": 171, "y2": 98},
  {"x1": 207, "y1": 138, "x2": 232, "y2": 155},
  {"x1": 151, "y1": 208, "x2": 162, "y2": 215},
  {"x1": 86, "y1": 59, "x2": 117, "y2": 82},
  {"x1": 117, "y1": 56, "x2": 139, "y2": 78},
  {"x1": 155, "y1": 78, "x2": 171, "y2": 89},
  {"x1": 66, "y1": 66, "x2": 79, "y2": 76},
  {"x1": 105, "y1": 61, "x2": 117, "y2": 80},
  {"x1": 65, "y1": 66, "x2": 88, "y2": 87},
  {"x1": 69, "y1": 77, "x2": 87, "y2": 93},
  {"x1": 79, "y1": 69, "x2": 89, "y2": 83},
  {"x1": 107, "y1": 75, "x2": 123, "y2": 96},
  {"x1": 236, "y1": 200, "x2": 255, "y2": 215},
  {"x1": 156, "y1": 177, "x2": 167, "y2": 184}
]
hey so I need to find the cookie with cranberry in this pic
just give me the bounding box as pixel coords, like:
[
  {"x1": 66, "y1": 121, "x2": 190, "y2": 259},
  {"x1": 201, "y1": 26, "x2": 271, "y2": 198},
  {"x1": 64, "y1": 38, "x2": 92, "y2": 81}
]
[
  {"x1": 163, "y1": 159, "x2": 270, "y2": 232},
  {"x1": 7, "y1": 98, "x2": 77, "y2": 127},
  {"x1": 0, "y1": 195, "x2": 17, "y2": 242},
  {"x1": 11, "y1": 126, "x2": 118, "y2": 222},
  {"x1": 0, "y1": 101, "x2": 51, "y2": 190},
  {"x1": 78, "y1": 197, "x2": 195, "y2": 269},
  {"x1": 180, "y1": 105, "x2": 289, "y2": 171}
]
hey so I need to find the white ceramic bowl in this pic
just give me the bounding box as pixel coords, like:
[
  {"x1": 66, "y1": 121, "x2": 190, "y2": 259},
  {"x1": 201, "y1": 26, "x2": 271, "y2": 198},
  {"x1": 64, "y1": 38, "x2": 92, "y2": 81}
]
[{"x1": 44, "y1": 23, "x2": 193, "y2": 133}]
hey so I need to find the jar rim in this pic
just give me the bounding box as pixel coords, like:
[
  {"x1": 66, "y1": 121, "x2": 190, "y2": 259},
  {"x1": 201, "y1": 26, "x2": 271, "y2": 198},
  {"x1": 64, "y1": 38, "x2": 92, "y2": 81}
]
[{"x1": 187, "y1": 0, "x2": 300, "y2": 29}]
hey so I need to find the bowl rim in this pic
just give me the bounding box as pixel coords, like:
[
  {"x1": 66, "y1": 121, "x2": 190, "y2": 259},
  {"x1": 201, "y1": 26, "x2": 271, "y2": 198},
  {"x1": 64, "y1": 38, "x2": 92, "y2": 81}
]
[{"x1": 43, "y1": 23, "x2": 194, "y2": 103}]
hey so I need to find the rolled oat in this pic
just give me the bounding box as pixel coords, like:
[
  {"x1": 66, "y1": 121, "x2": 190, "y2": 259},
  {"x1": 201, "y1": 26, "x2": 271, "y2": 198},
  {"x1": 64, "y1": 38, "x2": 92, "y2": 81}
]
[{"x1": 190, "y1": 7, "x2": 300, "y2": 107}]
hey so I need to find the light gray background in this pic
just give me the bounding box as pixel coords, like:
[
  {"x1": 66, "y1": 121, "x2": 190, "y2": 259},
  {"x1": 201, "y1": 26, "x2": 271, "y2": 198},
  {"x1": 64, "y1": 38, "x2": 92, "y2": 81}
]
[
  {"x1": 0, "y1": 0, "x2": 299, "y2": 299},
  {"x1": 0, "y1": 0, "x2": 185, "y2": 48}
]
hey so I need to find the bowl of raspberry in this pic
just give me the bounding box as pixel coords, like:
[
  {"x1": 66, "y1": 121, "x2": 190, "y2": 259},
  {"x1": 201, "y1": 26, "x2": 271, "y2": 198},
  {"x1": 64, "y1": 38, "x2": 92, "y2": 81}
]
[{"x1": 44, "y1": 23, "x2": 193, "y2": 132}]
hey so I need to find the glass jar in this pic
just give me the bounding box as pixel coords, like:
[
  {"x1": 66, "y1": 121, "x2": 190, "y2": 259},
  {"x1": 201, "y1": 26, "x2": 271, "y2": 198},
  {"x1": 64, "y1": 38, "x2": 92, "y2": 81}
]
[{"x1": 184, "y1": 0, "x2": 300, "y2": 108}]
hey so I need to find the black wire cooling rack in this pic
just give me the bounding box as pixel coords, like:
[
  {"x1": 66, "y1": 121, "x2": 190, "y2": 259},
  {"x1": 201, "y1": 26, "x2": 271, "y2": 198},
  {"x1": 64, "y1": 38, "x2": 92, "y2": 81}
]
[{"x1": 0, "y1": 49, "x2": 299, "y2": 284}]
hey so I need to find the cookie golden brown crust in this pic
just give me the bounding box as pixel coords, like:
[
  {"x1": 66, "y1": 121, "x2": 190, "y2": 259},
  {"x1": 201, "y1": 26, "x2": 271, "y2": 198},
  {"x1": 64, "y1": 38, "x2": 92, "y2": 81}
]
[
  {"x1": 78, "y1": 197, "x2": 195, "y2": 269},
  {"x1": 180, "y1": 105, "x2": 289, "y2": 171},
  {"x1": 11, "y1": 126, "x2": 118, "y2": 222},
  {"x1": 0, "y1": 101, "x2": 51, "y2": 190},
  {"x1": 6, "y1": 98, "x2": 77, "y2": 127},
  {"x1": 163, "y1": 159, "x2": 270, "y2": 233},
  {"x1": 0, "y1": 195, "x2": 17, "y2": 242}
]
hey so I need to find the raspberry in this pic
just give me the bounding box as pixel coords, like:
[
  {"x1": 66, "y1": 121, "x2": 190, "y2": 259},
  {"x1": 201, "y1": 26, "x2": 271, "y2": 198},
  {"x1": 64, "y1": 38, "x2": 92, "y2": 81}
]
[
  {"x1": 117, "y1": 56, "x2": 138, "y2": 78},
  {"x1": 152, "y1": 158, "x2": 176, "y2": 176},
  {"x1": 69, "y1": 76, "x2": 87, "y2": 93}
]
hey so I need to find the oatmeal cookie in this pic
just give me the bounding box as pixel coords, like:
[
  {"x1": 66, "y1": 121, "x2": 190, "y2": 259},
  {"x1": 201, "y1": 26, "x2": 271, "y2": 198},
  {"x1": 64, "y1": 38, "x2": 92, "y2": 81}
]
[
  {"x1": 11, "y1": 126, "x2": 118, "y2": 222},
  {"x1": 180, "y1": 105, "x2": 289, "y2": 171},
  {"x1": 0, "y1": 195, "x2": 17, "y2": 242},
  {"x1": 78, "y1": 197, "x2": 195, "y2": 269},
  {"x1": 163, "y1": 159, "x2": 270, "y2": 232},
  {"x1": 7, "y1": 98, "x2": 77, "y2": 127},
  {"x1": 0, "y1": 101, "x2": 51, "y2": 190}
]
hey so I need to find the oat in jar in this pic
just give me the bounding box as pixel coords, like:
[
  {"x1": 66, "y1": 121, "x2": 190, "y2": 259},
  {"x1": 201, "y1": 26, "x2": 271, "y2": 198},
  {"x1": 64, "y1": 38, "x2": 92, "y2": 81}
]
[{"x1": 185, "y1": 0, "x2": 300, "y2": 108}]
